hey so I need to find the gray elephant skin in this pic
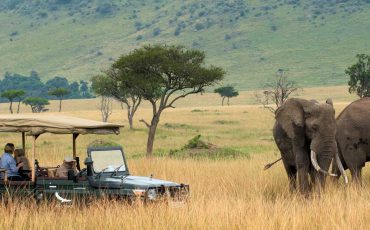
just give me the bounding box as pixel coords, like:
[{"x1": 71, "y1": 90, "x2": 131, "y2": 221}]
[
  {"x1": 273, "y1": 98, "x2": 346, "y2": 194},
  {"x1": 333, "y1": 97, "x2": 370, "y2": 183}
]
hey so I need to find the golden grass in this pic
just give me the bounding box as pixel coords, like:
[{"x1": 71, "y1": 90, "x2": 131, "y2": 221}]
[{"x1": 0, "y1": 86, "x2": 369, "y2": 230}]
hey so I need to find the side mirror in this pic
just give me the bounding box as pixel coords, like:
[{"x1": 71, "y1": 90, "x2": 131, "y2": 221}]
[{"x1": 84, "y1": 157, "x2": 94, "y2": 177}]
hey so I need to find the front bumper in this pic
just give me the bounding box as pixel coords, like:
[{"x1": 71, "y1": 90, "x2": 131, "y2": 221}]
[{"x1": 144, "y1": 184, "x2": 190, "y2": 202}]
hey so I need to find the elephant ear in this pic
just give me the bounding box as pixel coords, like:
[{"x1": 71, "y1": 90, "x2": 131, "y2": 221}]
[{"x1": 275, "y1": 98, "x2": 313, "y2": 139}]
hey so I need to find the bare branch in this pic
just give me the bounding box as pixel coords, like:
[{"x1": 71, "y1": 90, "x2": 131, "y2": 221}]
[
  {"x1": 166, "y1": 87, "x2": 202, "y2": 109},
  {"x1": 139, "y1": 119, "x2": 151, "y2": 128},
  {"x1": 255, "y1": 70, "x2": 301, "y2": 113},
  {"x1": 99, "y1": 96, "x2": 113, "y2": 122}
]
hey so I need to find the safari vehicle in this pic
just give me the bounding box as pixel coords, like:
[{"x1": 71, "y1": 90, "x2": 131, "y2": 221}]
[{"x1": 0, "y1": 115, "x2": 189, "y2": 204}]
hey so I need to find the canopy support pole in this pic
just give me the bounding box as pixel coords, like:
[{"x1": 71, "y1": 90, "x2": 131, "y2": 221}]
[
  {"x1": 31, "y1": 135, "x2": 39, "y2": 182},
  {"x1": 22, "y1": 132, "x2": 26, "y2": 153},
  {"x1": 72, "y1": 133, "x2": 79, "y2": 159}
]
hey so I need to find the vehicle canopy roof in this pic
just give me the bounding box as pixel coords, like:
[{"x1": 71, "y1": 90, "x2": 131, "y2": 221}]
[{"x1": 0, "y1": 114, "x2": 122, "y2": 136}]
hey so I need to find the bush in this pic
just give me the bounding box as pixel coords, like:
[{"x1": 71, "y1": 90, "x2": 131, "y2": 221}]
[
  {"x1": 195, "y1": 23, "x2": 204, "y2": 31},
  {"x1": 96, "y1": 3, "x2": 114, "y2": 16},
  {"x1": 153, "y1": 27, "x2": 161, "y2": 36},
  {"x1": 174, "y1": 27, "x2": 181, "y2": 36},
  {"x1": 184, "y1": 135, "x2": 209, "y2": 149},
  {"x1": 38, "y1": 12, "x2": 48, "y2": 18},
  {"x1": 168, "y1": 135, "x2": 248, "y2": 159},
  {"x1": 224, "y1": 34, "x2": 232, "y2": 40}
]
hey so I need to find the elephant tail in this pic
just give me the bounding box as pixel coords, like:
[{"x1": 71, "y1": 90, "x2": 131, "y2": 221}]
[{"x1": 264, "y1": 157, "x2": 282, "y2": 170}]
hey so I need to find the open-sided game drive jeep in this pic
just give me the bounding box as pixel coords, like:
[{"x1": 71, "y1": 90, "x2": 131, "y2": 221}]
[{"x1": 0, "y1": 115, "x2": 189, "y2": 204}]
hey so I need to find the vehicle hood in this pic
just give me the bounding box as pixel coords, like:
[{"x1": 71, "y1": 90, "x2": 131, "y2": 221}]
[
  {"x1": 124, "y1": 176, "x2": 179, "y2": 187},
  {"x1": 92, "y1": 175, "x2": 180, "y2": 189}
]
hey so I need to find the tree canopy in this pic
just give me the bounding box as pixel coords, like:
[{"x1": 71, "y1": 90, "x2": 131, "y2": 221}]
[
  {"x1": 214, "y1": 86, "x2": 239, "y2": 106},
  {"x1": 346, "y1": 54, "x2": 370, "y2": 98},
  {"x1": 111, "y1": 44, "x2": 225, "y2": 156},
  {"x1": 48, "y1": 88, "x2": 70, "y2": 112},
  {"x1": 0, "y1": 89, "x2": 26, "y2": 113},
  {"x1": 0, "y1": 71, "x2": 92, "y2": 102},
  {"x1": 23, "y1": 97, "x2": 49, "y2": 113},
  {"x1": 91, "y1": 72, "x2": 142, "y2": 129}
]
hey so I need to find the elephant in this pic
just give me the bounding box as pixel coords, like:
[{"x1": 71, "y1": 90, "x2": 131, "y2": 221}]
[
  {"x1": 332, "y1": 97, "x2": 370, "y2": 184},
  {"x1": 273, "y1": 98, "x2": 347, "y2": 194}
]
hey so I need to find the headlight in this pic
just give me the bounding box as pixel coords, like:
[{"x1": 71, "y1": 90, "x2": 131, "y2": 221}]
[
  {"x1": 133, "y1": 189, "x2": 146, "y2": 197},
  {"x1": 147, "y1": 189, "x2": 157, "y2": 201}
]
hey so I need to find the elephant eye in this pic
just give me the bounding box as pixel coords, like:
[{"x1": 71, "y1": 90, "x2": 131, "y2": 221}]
[{"x1": 312, "y1": 124, "x2": 319, "y2": 131}]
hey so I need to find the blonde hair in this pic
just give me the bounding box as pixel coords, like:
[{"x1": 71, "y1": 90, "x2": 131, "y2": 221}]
[{"x1": 14, "y1": 149, "x2": 25, "y2": 157}]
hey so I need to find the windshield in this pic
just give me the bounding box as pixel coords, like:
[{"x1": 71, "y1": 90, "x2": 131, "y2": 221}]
[{"x1": 90, "y1": 149, "x2": 127, "y2": 173}]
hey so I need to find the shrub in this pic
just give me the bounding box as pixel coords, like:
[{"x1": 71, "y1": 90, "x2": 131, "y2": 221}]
[
  {"x1": 224, "y1": 34, "x2": 232, "y2": 40},
  {"x1": 153, "y1": 27, "x2": 161, "y2": 36},
  {"x1": 195, "y1": 23, "x2": 204, "y2": 31},
  {"x1": 174, "y1": 27, "x2": 181, "y2": 36},
  {"x1": 96, "y1": 3, "x2": 114, "y2": 16}
]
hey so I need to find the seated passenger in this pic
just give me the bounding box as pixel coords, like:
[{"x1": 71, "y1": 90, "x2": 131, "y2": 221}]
[
  {"x1": 14, "y1": 149, "x2": 31, "y2": 171},
  {"x1": 55, "y1": 156, "x2": 78, "y2": 178},
  {"x1": 14, "y1": 148, "x2": 31, "y2": 180},
  {"x1": 0, "y1": 143, "x2": 24, "y2": 181}
]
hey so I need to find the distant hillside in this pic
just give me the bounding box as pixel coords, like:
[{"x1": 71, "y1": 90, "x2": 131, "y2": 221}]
[{"x1": 0, "y1": 0, "x2": 369, "y2": 90}]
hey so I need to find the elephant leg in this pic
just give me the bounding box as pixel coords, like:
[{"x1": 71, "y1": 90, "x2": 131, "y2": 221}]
[
  {"x1": 343, "y1": 144, "x2": 366, "y2": 185},
  {"x1": 282, "y1": 159, "x2": 297, "y2": 192},
  {"x1": 309, "y1": 168, "x2": 317, "y2": 186},
  {"x1": 294, "y1": 145, "x2": 310, "y2": 195},
  {"x1": 349, "y1": 167, "x2": 362, "y2": 185}
]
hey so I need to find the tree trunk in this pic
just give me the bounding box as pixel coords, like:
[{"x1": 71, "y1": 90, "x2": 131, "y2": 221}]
[
  {"x1": 227, "y1": 97, "x2": 230, "y2": 106},
  {"x1": 59, "y1": 99, "x2": 62, "y2": 112},
  {"x1": 221, "y1": 97, "x2": 225, "y2": 106},
  {"x1": 146, "y1": 115, "x2": 160, "y2": 157},
  {"x1": 126, "y1": 104, "x2": 133, "y2": 130},
  {"x1": 128, "y1": 115, "x2": 134, "y2": 129},
  {"x1": 17, "y1": 101, "x2": 21, "y2": 113},
  {"x1": 9, "y1": 100, "x2": 13, "y2": 114}
]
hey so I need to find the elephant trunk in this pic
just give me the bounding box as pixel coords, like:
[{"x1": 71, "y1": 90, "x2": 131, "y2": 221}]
[{"x1": 310, "y1": 150, "x2": 337, "y2": 177}]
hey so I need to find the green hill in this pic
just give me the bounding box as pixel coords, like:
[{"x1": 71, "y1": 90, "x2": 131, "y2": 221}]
[{"x1": 0, "y1": 0, "x2": 369, "y2": 90}]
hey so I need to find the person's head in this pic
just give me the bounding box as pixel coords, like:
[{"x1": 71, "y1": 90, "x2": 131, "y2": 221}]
[
  {"x1": 63, "y1": 156, "x2": 76, "y2": 168},
  {"x1": 14, "y1": 149, "x2": 25, "y2": 157},
  {"x1": 4, "y1": 143, "x2": 15, "y2": 154}
]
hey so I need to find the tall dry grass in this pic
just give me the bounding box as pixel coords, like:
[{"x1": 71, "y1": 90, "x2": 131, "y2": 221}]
[{"x1": 0, "y1": 89, "x2": 369, "y2": 229}]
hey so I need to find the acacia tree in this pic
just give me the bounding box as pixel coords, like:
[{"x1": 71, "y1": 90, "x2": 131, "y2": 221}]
[
  {"x1": 111, "y1": 45, "x2": 225, "y2": 156},
  {"x1": 23, "y1": 97, "x2": 49, "y2": 113},
  {"x1": 48, "y1": 88, "x2": 70, "y2": 112},
  {"x1": 91, "y1": 74, "x2": 141, "y2": 129},
  {"x1": 1, "y1": 90, "x2": 26, "y2": 114},
  {"x1": 346, "y1": 54, "x2": 370, "y2": 98},
  {"x1": 255, "y1": 70, "x2": 300, "y2": 113},
  {"x1": 214, "y1": 86, "x2": 239, "y2": 106}
]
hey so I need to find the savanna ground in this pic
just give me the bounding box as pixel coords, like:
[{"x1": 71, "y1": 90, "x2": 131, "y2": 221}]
[{"x1": 0, "y1": 86, "x2": 369, "y2": 229}]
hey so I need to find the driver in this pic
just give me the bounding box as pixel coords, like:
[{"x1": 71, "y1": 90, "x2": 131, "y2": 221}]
[{"x1": 55, "y1": 156, "x2": 79, "y2": 178}]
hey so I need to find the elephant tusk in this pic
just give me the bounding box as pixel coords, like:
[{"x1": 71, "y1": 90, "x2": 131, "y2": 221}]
[
  {"x1": 310, "y1": 150, "x2": 337, "y2": 177},
  {"x1": 335, "y1": 153, "x2": 349, "y2": 184}
]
